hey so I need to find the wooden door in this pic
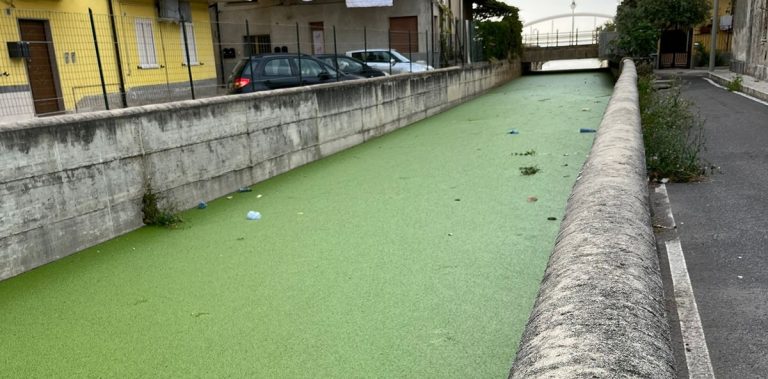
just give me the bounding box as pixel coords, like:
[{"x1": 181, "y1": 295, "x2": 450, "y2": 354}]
[
  {"x1": 389, "y1": 16, "x2": 418, "y2": 54},
  {"x1": 19, "y1": 20, "x2": 62, "y2": 115}
]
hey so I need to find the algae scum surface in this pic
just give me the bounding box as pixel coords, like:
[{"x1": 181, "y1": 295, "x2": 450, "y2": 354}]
[{"x1": 0, "y1": 72, "x2": 613, "y2": 378}]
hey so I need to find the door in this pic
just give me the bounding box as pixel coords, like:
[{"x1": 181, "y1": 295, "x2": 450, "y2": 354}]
[
  {"x1": 310, "y1": 22, "x2": 324, "y2": 55},
  {"x1": 659, "y1": 29, "x2": 691, "y2": 69},
  {"x1": 19, "y1": 20, "x2": 62, "y2": 115},
  {"x1": 294, "y1": 57, "x2": 332, "y2": 86},
  {"x1": 389, "y1": 16, "x2": 418, "y2": 55}
]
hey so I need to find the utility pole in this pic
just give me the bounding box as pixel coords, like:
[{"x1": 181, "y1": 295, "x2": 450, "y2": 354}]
[
  {"x1": 709, "y1": 0, "x2": 719, "y2": 71},
  {"x1": 570, "y1": 1, "x2": 576, "y2": 46}
]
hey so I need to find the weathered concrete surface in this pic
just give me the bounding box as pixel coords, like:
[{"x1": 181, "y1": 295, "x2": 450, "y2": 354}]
[
  {"x1": 0, "y1": 61, "x2": 520, "y2": 281},
  {"x1": 730, "y1": 0, "x2": 768, "y2": 81},
  {"x1": 509, "y1": 59, "x2": 675, "y2": 378},
  {"x1": 522, "y1": 44, "x2": 600, "y2": 63}
]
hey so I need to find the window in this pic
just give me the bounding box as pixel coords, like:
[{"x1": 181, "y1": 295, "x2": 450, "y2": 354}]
[
  {"x1": 135, "y1": 18, "x2": 158, "y2": 68},
  {"x1": 180, "y1": 22, "x2": 198, "y2": 65},
  {"x1": 244, "y1": 35, "x2": 272, "y2": 56},
  {"x1": 297, "y1": 58, "x2": 325, "y2": 76},
  {"x1": 262, "y1": 59, "x2": 292, "y2": 76}
]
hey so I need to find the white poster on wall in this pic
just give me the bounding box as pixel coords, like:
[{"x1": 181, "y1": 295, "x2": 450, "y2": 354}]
[
  {"x1": 346, "y1": 0, "x2": 393, "y2": 7},
  {"x1": 313, "y1": 30, "x2": 325, "y2": 55}
]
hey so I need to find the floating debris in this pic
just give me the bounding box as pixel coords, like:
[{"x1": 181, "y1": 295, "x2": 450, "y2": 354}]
[
  {"x1": 513, "y1": 149, "x2": 536, "y2": 156},
  {"x1": 519, "y1": 166, "x2": 540, "y2": 176},
  {"x1": 197, "y1": 201, "x2": 207, "y2": 209},
  {"x1": 527, "y1": 196, "x2": 538, "y2": 203},
  {"x1": 579, "y1": 128, "x2": 597, "y2": 133},
  {"x1": 508, "y1": 129, "x2": 520, "y2": 135},
  {"x1": 246, "y1": 211, "x2": 262, "y2": 221},
  {"x1": 547, "y1": 217, "x2": 557, "y2": 221},
  {"x1": 238, "y1": 187, "x2": 252, "y2": 193}
]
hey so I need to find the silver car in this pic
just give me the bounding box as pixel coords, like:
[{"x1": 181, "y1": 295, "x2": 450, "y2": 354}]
[{"x1": 345, "y1": 49, "x2": 434, "y2": 74}]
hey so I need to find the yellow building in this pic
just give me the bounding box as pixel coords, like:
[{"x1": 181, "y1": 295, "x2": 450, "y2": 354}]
[
  {"x1": 0, "y1": 0, "x2": 216, "y2": 121},
  {"x1": 692, "y1": 0, "x2": 734, "y2": 55}
]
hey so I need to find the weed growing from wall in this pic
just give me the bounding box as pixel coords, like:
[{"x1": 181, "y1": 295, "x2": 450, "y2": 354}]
[
  {"x1": 638, "y1": 75, "x2": 706, "y2": 182},
  {"x1": 142, "y1": 185, "x2": 182, "y2": 227}
]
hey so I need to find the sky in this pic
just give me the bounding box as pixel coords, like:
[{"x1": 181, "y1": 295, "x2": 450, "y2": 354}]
[{"x1": 502, "y1": 0, "x2": 620, "y2": 36}]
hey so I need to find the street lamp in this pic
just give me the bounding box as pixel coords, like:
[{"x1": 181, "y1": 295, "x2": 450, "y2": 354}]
[{"x1": 570, "y1": 1, "x2": 576, "y2": 46}]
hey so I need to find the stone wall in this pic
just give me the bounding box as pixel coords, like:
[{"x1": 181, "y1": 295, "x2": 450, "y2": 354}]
[
  {"x1": 509, "y1": 59, "x2": 675, "y2": 378},
  {"x1": 0, "y1": 61, "x2": 520, "y2": 281}
]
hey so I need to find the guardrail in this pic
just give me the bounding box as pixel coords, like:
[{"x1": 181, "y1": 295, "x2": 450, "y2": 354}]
[{"x1": 508, "y1": 59, "x2": 675, "y2": 378}]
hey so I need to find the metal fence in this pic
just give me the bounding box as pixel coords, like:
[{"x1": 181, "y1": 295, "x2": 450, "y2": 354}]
[
  {"x1": 0, "y1": 8, "x2": 483, "y2": 123},
  {"x1": 522, "y1": 30, "x2": 600, "y2": 48}
]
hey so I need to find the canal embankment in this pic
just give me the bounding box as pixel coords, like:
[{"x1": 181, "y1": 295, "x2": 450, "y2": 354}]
[
  {"x1": 0, "y1": 61, "x2": 519, "y2": 281},
  {"x1": 509, "y1": 59, "x2": 676, "y2": 378},
  {"x1": 0, "y1": 68, "x2": 612, "y2": 377}
]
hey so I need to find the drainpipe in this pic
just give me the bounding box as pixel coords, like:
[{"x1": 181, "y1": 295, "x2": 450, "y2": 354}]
[{"x1": 107, "y1": 0, "x2": 127, "y2": 108}]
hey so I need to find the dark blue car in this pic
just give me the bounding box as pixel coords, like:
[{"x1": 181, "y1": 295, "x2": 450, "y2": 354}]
[{"x1": 227, "y1": 54, "x2": 361, "y2": 94}]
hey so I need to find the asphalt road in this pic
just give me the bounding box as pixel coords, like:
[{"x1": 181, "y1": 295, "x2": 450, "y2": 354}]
[{"x1": 665, "y1": 75, "x2": 768, "y2": 378}]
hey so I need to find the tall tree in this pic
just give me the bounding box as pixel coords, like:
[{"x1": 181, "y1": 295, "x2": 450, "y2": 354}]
[
  {"x1": 615, "y1": 0, "x2": 709, "y2": 56},
  {"x1": 472, "y1": 0, "x2": 523, "y2": 59}
]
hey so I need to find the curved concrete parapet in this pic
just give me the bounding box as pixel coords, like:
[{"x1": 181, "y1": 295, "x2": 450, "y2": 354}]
[{"x1": 509, "y1": 59, "x2": 675, "y2": 378}]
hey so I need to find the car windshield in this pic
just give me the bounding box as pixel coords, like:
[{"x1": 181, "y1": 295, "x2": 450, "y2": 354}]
[{"x1": 389, "y1": 50, "x2": 410, "y2": 63}]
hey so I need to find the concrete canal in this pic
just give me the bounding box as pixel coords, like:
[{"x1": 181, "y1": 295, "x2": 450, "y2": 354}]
[{"x1": 0, "y1": 71, "x2": 614, "y2": 377}]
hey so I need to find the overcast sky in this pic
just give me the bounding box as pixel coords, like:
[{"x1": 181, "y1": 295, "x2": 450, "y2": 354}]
[{"x1": 502, "y1": 0, "x2": 620, "y2": 35}]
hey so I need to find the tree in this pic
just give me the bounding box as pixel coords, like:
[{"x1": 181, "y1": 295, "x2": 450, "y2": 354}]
[
  {"x1": 472, "y1": 0, "x2": 523, "y2": 59},
  {"x1": 472, "y1": 0, "x2": 518, "y2": 21},
  {"x1": 615, "y1": 0, "x2": 709, "y2": 57}
]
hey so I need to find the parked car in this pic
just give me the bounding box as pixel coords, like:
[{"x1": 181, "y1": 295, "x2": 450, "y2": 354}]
[
  {"x1": 315, "y1": 54, "x2": 387, "y2": 78},
  {"x1": 227, "y1": 54, "x2": 362, "y2": 94},
  {"x1": 345, "y1": 49, "x2": 434, "y2": 74}
]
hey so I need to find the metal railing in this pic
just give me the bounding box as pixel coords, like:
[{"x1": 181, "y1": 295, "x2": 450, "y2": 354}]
[
  {"x1": 522, "y1": 30, "x2": 600, "y2": 48},
  {"x1": 0, "y1": 8, "x2": 482, "y2": 122}
]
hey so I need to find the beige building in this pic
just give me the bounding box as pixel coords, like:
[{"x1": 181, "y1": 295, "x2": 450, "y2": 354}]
[{"x1": 209, "y1": 0, "x2": 472, "y2": 82}]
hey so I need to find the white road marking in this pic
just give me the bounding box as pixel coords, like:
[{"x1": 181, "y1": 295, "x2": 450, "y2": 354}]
[
  {"x1": 656, "y1": 184, "x2": 716, "y2": 378},
  {"x1": 703, "y1": 77, "x2": 768, "y2": 107}
]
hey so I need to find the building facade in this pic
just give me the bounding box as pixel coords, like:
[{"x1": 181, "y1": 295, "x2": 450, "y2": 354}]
[
  {"x1": 730, "y1": 0, "x2": 768, "y2": 80},
  {"x1": 210, "y1": 0, "x2": 472, "y2": 84},
  {"x1": 0, "y1": 0, "x2": 216, "y2": 122}
]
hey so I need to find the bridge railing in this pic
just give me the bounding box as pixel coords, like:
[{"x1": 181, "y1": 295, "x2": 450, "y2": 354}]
[{"x1": 523, "y1": 30, "x2": 599, "y2": 48}]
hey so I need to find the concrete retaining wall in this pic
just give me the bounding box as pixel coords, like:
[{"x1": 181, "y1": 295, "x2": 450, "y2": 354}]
[
  {"x1": 0, "y1": 61, "x2": 519, "y2": 281},
  {"x1": 509, "y1": 59, "x2": 675, "y2": 378}
]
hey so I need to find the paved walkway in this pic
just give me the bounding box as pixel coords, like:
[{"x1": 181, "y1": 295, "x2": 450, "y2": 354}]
[{"x1": 653, "y1": 69, "x2": 768, "y2": 378}]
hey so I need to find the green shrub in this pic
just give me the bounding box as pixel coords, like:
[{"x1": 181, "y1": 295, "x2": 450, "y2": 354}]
[
  {"x1": 639, "y1": 75, "x2": 706, "y2": 182},
  {"x1": 726, "y1": 75, "x2": 743, "y2": 92},
  {"x1": 142, "y1": 186, "x2": 182, "y2": 227}
]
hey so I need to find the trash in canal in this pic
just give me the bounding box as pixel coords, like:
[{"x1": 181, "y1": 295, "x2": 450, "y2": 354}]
[
  {"x1": 246, "y1": 211, "x2": 262, "y2": 221},
  {"x1": 508, "y1": 129, "x2": 519, "y2": 135},
  {"x1": 547, "y1": 217, "x2": 558, "y2": 221},
  {"x1": 527, "y1": 196, "x2": 538, "y2": 203},
  {"x1": 579, "y1": 128, "x2": 597, "y2": 133},
  {"x1": 519, "y1": 166, "x2": 540, "y2": 176},
  {"x1": 238, "y1": 187, "x2": 252, "y2": 193},
  {"x1": 197, "y1": 201, "x2": 207, "y2": 209}
]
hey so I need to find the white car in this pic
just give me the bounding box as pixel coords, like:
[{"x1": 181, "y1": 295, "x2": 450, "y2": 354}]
[{"x1": 345, "y1": 49, "x2": 434, "y2": 74}]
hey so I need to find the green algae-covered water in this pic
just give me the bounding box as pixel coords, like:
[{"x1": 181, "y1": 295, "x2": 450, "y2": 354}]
[{"x1": 0, "y1": 72, "x2": 613, "y2": 378}]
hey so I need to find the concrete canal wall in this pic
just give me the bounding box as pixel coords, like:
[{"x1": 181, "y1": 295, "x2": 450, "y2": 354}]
[
  {"x1": 0, "y1": 61, "x2": 520, "y2": 281},
  {"x1": 509, "y1": 59, "x2": 675, "y2": 378}
]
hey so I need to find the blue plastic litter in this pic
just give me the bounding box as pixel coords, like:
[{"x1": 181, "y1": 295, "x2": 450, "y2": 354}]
[
  {"x1": 579, "y1": 128, "x2": 597, "y2": 133},
  {"x1": 238, "y1": 187, "x2": 253, "y2": 193},
  {"x1": 508, "y1": 129, "x2": 520, "y2": 135},
  {"x1": 246, "y1": 211, "x2": 262, "y2": 221},
  {"x1": 197, "y1": 201, "x2": 207, "y2": 209}
]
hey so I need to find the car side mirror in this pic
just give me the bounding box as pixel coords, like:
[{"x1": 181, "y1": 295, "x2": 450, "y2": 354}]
[{"x1": 390, "y1": 59, "x2": 396, "y2": 66}]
